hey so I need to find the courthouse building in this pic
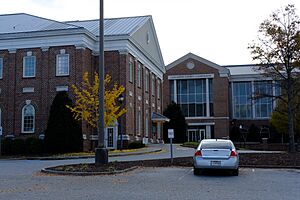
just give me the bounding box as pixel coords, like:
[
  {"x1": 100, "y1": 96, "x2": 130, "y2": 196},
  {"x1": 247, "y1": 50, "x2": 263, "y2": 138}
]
[
  {"x1": 163, "y1": 53, "x2": 278, "y2": 142},
  {"x1": 0, "y1": 13, "x2": 165, "y2": 150}
]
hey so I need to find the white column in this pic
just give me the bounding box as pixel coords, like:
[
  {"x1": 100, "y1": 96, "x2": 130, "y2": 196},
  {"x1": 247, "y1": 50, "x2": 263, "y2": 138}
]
[
  {"x1": 174, "y1": 80, "x2": 177, "y2": 103},
  {"x1": 206, "y1": 125, "x2": 211, "y2": 139},
  {"x1": 206, "y1": 79, "x2": 210, "y2": 117}
]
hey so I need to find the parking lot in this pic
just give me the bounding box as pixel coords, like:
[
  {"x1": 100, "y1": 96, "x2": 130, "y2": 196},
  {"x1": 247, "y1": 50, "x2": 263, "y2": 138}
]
[{"x1": 0, "y1": 166, "x2": 299, "y2": 200}]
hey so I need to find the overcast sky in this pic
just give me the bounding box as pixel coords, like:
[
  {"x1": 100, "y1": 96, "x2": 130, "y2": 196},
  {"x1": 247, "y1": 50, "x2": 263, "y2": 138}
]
[{"x1": 1, "y1": 0, "x2": 299, "y2": 65}]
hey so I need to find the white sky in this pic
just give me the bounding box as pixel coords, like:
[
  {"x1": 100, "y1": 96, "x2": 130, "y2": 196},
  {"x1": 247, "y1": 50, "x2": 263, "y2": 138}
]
[{"x1": 1, "y1": 0, "x2": 299, "y2": 65}]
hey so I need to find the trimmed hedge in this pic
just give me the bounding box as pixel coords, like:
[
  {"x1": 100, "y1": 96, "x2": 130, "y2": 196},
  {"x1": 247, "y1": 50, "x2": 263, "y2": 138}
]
[
  {"x1": 128, "y1": 141, "x2": 145, "y2": 149},
  {"x1": 1, "y1": 137, "x2": 44, "y2": 155}
]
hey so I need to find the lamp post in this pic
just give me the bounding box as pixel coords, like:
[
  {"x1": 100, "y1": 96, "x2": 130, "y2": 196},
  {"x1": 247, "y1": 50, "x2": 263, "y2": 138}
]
[
  {"x1": 95, "y1": 0, "x2": 108, "y2": 165},
  {"x1": 118, "y1": 94, "x2": 124, "y2": 150}
]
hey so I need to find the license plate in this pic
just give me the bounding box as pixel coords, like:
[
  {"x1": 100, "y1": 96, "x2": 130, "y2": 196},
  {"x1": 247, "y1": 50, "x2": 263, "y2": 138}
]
[{"x1": 211, "y1": 161, "x2": 221, "y2": 166}]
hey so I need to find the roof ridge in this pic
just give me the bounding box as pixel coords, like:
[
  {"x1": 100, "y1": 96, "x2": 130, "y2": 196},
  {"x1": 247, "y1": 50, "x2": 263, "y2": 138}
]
[
  {"x1": 65, "y1": 15, "x2": 151, "y2": 23},
  {"x1": 0, "y1": 13, "x2": 81, "y2": 29}
]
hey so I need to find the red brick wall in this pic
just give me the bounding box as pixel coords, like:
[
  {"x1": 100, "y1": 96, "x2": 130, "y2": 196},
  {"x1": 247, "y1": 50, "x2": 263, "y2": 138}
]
[{"x1": 163, "y1": 58, "x2": 230, "y2": 139}]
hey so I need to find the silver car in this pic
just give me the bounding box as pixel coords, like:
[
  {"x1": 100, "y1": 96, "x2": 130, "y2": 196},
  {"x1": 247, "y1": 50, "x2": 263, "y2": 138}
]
[{"x1": 193, "y1": 139, "x2": 239, "y2": 176}]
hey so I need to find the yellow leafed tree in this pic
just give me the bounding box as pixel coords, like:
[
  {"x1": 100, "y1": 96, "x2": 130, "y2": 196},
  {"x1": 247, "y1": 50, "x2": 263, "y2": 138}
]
[{"x1": 67, "y1": 72, "x2": 126, "y2": 128}]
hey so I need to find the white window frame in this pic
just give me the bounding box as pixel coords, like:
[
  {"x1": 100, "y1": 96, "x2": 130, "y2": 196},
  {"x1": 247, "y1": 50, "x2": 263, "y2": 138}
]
[
  {"x1": 56, "y1": 54, "x2": 70, "y2": 76},
  {"x1": 157, "y1": 80, "x2": 161, "y2": 99},
  {"x1": 151, "y1": 75, "x2": 155, "y2": 96},
  {"x1": 145, "y1": 70, "x2": 149, "y2": 92},
  {"x1": 137, "y1": 64, "x2": 142, "y2": 88},
  {"x1": 129, "y1": 60, "x2": 133, "y2": 83},
  {"x1": 23, "y1": 56, "x2": 36, "y2": 78},
  {"x1": 145, "y1": 110, "x2": 149, "y2": 137},
  {"x1": 0, "y1": 58, "x2": 3, "y2": 79},
  {"x1": 21, "y1": 104, "x2": 35, "y2": 133}
]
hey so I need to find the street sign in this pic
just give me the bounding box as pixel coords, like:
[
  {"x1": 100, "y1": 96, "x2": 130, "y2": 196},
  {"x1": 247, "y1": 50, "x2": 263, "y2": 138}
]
[{"x1": 168, "y1": 129, "x2": 174, "y2": 139}]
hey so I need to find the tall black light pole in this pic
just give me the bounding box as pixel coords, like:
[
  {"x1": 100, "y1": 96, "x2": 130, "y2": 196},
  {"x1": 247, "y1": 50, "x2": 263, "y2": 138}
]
[{"x1": 95, "y1": 0, "x2": 108, "y2": 165}]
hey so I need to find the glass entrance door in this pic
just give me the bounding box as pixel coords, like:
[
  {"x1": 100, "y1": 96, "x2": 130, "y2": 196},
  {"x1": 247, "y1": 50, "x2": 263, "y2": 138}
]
[{"x1": 188, "y1": 129, "x2": 206, "y2": 142}]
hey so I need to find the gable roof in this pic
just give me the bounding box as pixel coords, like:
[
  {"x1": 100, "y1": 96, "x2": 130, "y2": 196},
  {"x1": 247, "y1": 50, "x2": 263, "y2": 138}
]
[
  {"x1": 66, "y1": 16, "x2": 150, "y2": 37},
  {"x1": 166, "y1": 53, "x2": 229, "y2": 77},
  {"x1": 0, "y1": 13, "x2": 80, "y2": 34}
]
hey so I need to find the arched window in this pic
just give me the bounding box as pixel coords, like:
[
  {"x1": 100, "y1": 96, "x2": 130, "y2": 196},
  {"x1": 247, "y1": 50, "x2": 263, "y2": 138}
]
[{"x1": 22, "y1": 104, "x2": 35, "y2": 133}]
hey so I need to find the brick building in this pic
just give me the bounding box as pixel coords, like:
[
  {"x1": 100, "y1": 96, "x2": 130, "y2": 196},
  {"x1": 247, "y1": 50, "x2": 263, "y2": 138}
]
[
  {"x1": 163, "y1": 53, "x2": 277, "y2": 142},
  {"x1": 0, "y1": 13, "x2": 165, "y2": 150}
]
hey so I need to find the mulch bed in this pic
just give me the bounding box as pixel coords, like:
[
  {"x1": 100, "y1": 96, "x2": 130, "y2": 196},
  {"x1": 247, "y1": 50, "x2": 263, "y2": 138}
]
[{"x1": 45, "y1": 153, "x2": 300, "y2": 174}]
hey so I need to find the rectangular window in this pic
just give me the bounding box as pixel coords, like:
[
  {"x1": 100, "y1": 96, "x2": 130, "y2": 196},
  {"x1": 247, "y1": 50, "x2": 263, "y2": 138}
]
[
  {"x1": 145, "y1": 70, "x2": 149, "y2": 92},
  {"x1": 152, "y1": 75, "x2": 155, "y2": 96},
  {"x1": 175, "y1": 79, "x2": 211, "y2": 117},
  {"x1": 232, "y1": 82, "x2": 252, "y2": 119},
  {"x1": 56, "y1": 54, "x2": 69, "y2": 76},
  {"x1": 254, "y1": 81, "x2": 273, "y2": 118},
  {"x1": 0, "y1": 58, "x2": 3, "y2": 79},
  {"x1": 137, "y1": 64, "x2": 142, "y2": 87},
  {"x1": 23, "y1": 56, "x2": 36, "y2": 77},
  {"x1": 170, "y1": 80, "x2": 175, "y2": 102},
  {"x1": 157, "y1": 80, "x2": 161, "y2": 99},
  {"x1": 145, "y1": 110, "x2": 149, "y2": 137},
  {"x1": 129, "y1": 60, "x2": 133, "y2": 83},
  {"x1": 137, "y1": 110, "x2": 141, "y2": 135}
]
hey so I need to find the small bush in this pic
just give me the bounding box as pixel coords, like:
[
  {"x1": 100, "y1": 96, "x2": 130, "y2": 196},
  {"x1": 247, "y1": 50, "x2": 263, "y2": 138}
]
[
  {"x1": 128, "y1": 141, "x2": 145, "y2": 149},
  {"x1": 182, "y1": 142, "x2": 199, "y2": 148},
  {"x1": 11, "y1": 139, "x2": 25, "y2": 155},
  {"x1": 25, "y1": 137, "x2": 43, "y2": 155},
  {"x1": 1, "y1": 138, "x2": 13, "y2": 155}
]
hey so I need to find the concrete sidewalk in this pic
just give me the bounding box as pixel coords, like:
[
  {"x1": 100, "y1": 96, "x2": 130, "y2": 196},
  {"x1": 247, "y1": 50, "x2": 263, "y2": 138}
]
[{"x1": 25, "y1": 144, "x2": 163, "y2": 160}]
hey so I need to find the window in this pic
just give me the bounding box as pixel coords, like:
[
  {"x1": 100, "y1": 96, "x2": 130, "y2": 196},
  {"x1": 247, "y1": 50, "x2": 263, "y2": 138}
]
[
  {"x1": 232, "y1": 82, "x2": 252, "y2": 119},
  {"x1": 137, "y1": 110, "x2": 141, "y2": 135},
  {"x1": 170, "y1": 80, "x2": 175, "y2": 102},
  {"x1": 145, "y1": 70, "x2": 149, "y2": 92},
  {"x1": 56, "y1": 54, "x2": 69, "y2": 76},
  {"x1": 254, "y1": 81, "x2": 273, "y2": 118},
  {"x1": 129, "y1": 60, "x2": 133, "y2": 83},
  {"x1": 0, "y1": 58, "x2": 3, "y2": 79},
  {"x1": 137, "y1": 64, "x2": 142, "y2": 87},
  {"x1": 145, "y1": 110, "x2": 149, "y2": 137},
  {"x1": 157, "y1": 80, "x2": 161, "y2": 99},
  {"x1": 22, "y1": 104, "x2": 35, "y2": 133},
  {"x1": 173, "y1": 79, "x2": 212, "y2": 117},
  {"x1": 23, "y1": 55, "x2": 36, "y2": 77},
  {"x1": 151, "y1": 75, "x2": 155, "y2": 96},
  {"x1": 232, "y1": 81, "x2": 275, "y2": 119}
]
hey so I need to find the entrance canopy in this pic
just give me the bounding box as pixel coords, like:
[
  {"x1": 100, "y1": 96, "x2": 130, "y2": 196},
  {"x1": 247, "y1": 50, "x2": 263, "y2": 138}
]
[{"x1": 151, "y1": 112, "x2": 170, "y2": 123}]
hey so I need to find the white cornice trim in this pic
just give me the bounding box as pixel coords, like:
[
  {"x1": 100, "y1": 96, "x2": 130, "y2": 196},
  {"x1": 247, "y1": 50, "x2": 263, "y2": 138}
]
[{"x1": 166, "y1": 52, "x2": 229, "y2": 77}]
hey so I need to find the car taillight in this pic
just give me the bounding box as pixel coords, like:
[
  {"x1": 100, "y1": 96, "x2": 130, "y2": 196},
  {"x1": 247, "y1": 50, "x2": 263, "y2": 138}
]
[
  {"x1": 194, "y1": 150, "x2": 202, "y2": 157},
  {"x1": 230, "y1": 150, "x2": 238, "y2": 157}
]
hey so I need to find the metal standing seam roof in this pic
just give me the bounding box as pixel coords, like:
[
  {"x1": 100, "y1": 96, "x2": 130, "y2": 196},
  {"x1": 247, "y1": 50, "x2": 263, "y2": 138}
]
[
  {"x1": 66, "y1": 16, "x2": 150, "y2": 36},
  {"x1": 0, "y1": 13, "x2": 150, "y2": 37},
  {"x1": 225, "y1": 65, "x2": 261, "y2": 76},
  {"x1": 0, "y1": 13, "x2": 80, "y2": 34}
]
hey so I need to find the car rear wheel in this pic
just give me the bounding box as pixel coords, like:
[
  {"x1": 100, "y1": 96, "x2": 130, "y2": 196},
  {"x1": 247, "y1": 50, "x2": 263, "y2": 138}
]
[
  {"x1": 193, "y1": 167, "x2": 202, "y2": 175},
  {"x1": 232, "y1": 168, "x2": 239, "y2": 176}
]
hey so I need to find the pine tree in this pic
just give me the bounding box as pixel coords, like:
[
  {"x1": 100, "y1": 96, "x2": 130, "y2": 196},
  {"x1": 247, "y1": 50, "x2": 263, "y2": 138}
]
[
  {"x1": 44, "y1": 92, "x2": 83, "y2": 154},
  {"x1": 163, "y1": 102, "x2": 187, "y2": 143}
]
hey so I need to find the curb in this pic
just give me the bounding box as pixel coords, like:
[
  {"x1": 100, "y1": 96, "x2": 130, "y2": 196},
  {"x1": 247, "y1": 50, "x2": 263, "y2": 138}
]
[
  {"x1": 41, "y1": 166, "x2": 139, "y2": 176},
  {"x1": 240, "y1": 165, "x2": 300, "y2": 169},
  {"x1": 26, "y1": 148, "x2": 162, "y2": 160}
]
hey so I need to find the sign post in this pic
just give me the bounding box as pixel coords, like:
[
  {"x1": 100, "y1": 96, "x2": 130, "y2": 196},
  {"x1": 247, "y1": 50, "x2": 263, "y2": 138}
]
[{"x1": 168, "y1": 129, "x2": 174, "y2": 164}]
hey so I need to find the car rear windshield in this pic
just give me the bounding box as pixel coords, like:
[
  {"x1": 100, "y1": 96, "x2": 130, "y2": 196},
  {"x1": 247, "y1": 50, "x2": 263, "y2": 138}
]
[{"x1": 200, "y1": 142, "x2": 232, "y2": 149}]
